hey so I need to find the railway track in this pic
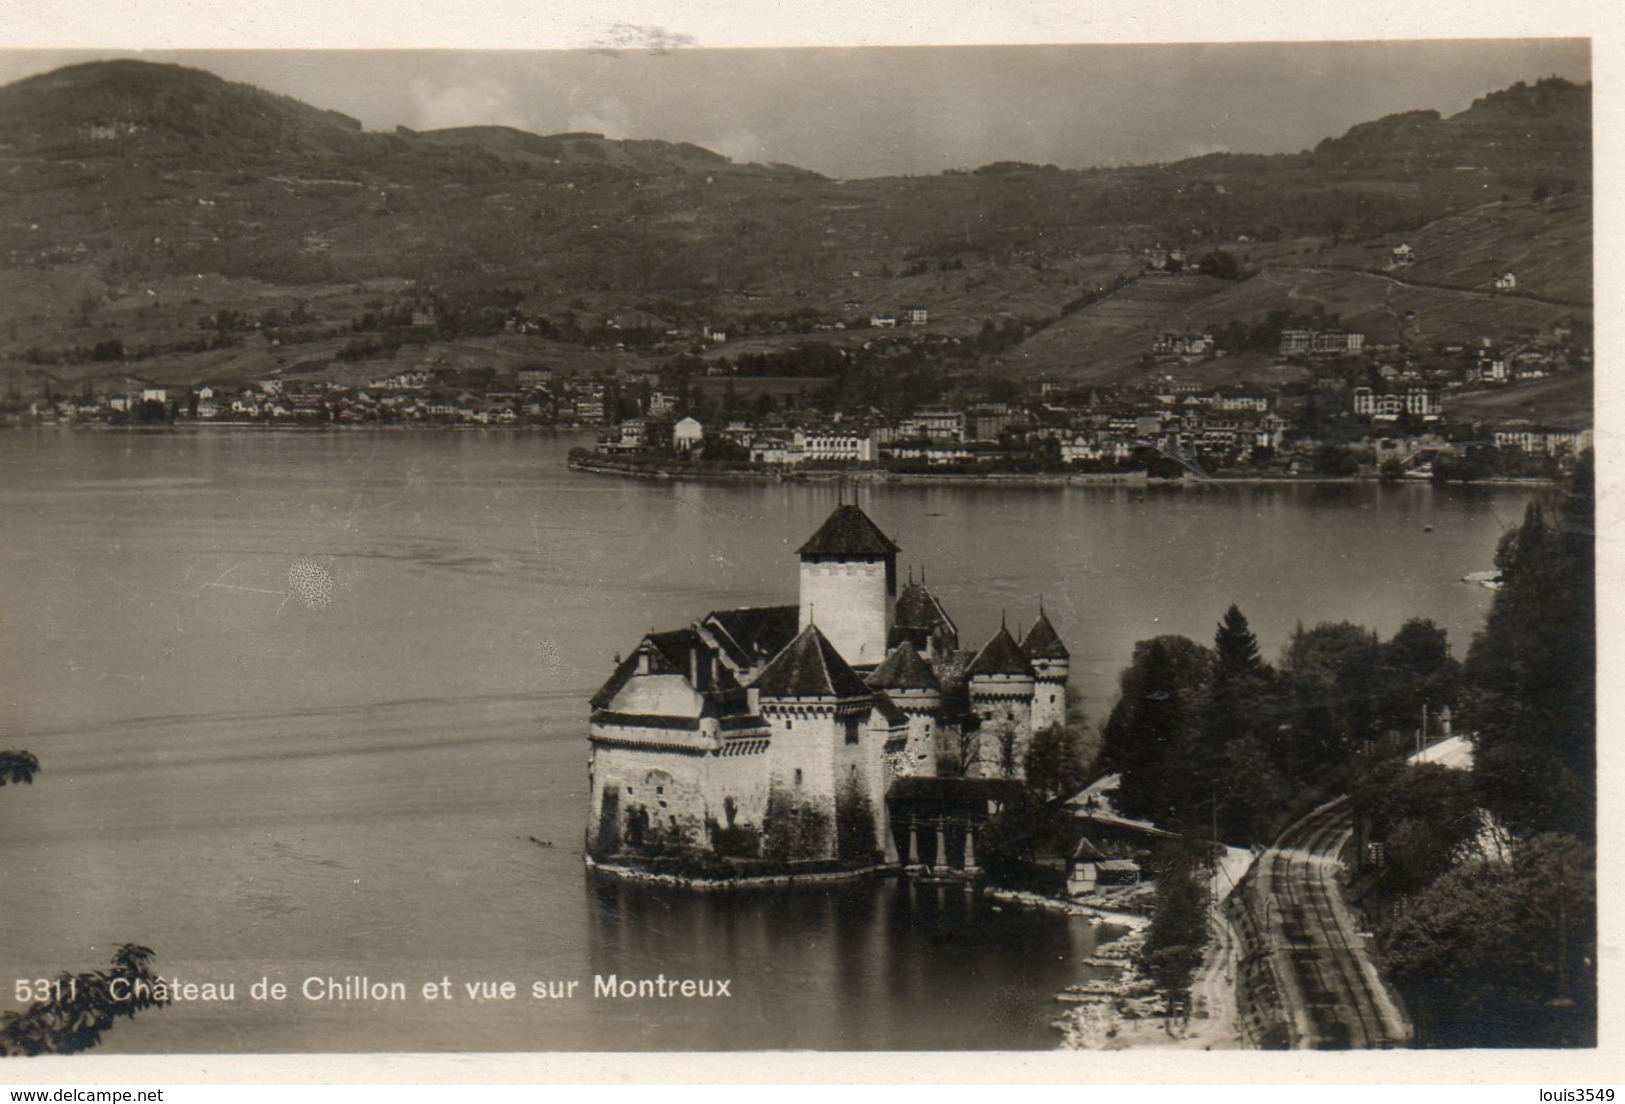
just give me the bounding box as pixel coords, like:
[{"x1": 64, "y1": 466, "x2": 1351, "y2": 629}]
[{"x1": 1246, "y1": 797, "x2": 1411, "y2": 1049}]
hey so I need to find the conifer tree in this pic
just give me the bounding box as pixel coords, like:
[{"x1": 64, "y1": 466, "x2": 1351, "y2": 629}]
[{"x1": 1214, "y1": 604, "x2": 1261, "y2": 678}]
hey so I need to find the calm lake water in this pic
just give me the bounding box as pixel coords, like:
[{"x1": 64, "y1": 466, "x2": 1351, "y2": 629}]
[{"x1": 0, "y1": 430, "x2": 1532, "y2": 1052}]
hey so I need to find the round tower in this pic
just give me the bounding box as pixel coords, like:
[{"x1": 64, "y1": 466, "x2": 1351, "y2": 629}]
[
  {"x1": 796, "y1": 502, "x2": 900, "y2": 669},
  {"x1": 1020, "y1": 604, "x2": 1071, "y2": 734},
  {"x1": 965, "y1": 620, "x2": 1037, "y2": 779},
  {"x1": 866, "y1": 641, "x2": 943, "y2": 777}
]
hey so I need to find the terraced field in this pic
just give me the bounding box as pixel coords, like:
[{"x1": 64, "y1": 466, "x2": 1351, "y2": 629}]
[
  {"x1": 1318, "y1": 194, "x2": 1591, "y2": 306},
  {"x1": 1002, "y1": 274, "x2": 1231, "y2": 381}
]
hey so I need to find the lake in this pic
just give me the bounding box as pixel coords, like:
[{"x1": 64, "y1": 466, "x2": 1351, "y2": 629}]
[{"x1": 0, "y1": 429, "x2": 1533, "y2": 1052}]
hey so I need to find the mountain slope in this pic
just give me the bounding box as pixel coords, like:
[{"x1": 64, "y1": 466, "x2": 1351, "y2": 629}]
[{"x1": 0, "y1": 60, "x2": 1591, "y2": 390}]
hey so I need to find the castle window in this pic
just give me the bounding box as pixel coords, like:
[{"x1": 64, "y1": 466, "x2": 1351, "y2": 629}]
[
  {"x1": 1050, "y1": 694, "x2": 1057, "y2": 704},
  {"x1": 786, "y1": 719, "x2": 794, "y2": 730},
  {"x1": 794, "y1": 769, "x2": 803, "y2": 787},
  {"x1": 844, "y1": 719, "x2": 860, "y2": 745},
  {"x1": 656, "y1": 785, "x2": 664, "y2": 795}
]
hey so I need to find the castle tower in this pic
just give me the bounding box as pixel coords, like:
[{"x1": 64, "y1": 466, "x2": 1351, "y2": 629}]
[
  {"x1": 796, "y1": 503, "x2": 900, "y2": 669},
  {"x1": 752, "y1": 623, "x2": 891, "y2": 858},
  {"x1": 1020, "y1": 605, "x2": 1071, "y2": 734},
  {"x1": 866, "y1": 640, "x2": 943, "y2": 777},
  {"x1": 965, "y1": 621, "x2": 1037, "y2": 779}
]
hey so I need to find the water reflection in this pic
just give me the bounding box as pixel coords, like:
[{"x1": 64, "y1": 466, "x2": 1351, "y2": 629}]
[{"x1": 584, "y1": 874, "x2": 1102, "y2": 1050}]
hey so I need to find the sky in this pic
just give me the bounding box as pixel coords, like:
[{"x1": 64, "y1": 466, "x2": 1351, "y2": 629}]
[{"x1": 0, "y1": 40, "x2": 1593, "y2": 178}]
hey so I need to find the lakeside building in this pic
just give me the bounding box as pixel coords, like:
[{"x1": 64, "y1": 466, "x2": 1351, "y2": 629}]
[
  {"x1": 585, "y1": 502, "x2": 1068, "y2": 865},
  {"x1": 1354, "y1": 385, "x2": 1442, "y2": 421},
  {"x1": 1492, "y1": 424, "x2": 1594, "y2": 457}
]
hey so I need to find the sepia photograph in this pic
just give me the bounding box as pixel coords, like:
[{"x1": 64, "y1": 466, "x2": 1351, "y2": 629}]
[{"x1": 0, "y1": 16, "x2": 1603, "y2": 1081}]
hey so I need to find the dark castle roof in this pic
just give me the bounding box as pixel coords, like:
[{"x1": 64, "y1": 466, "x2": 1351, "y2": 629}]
[
  {"x1": 965, "y1": 624, "x2": 1036, "y2": 679},
  {"x1": 866, "y1": 641, "x2": 941, "y2": 692},
  {"x1": 1021, "y1": 608, "x2": 1070, "y2": 660},
  {"x1": 589, "y1": 627, "x2": 742, "y2": 710},
  {"x1": 750, "y1": 624, "x2": 874, "y2": 699},
  {"x1": 894, "y1": 579, "x2": 957, "y2": 637},
  {"x1": 796, "y1": 504, "x2": 901, "y2": 558},
  {"x1": 702, "y1": 605, "x2": 800, "y2": 669}
]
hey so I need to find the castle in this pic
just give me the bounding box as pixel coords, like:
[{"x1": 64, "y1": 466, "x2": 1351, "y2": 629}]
[{"x1": 585, "y1": 501, "x2": 1070, "y2": 864}]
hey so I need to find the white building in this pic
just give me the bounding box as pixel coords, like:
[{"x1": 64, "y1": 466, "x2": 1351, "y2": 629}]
[{"x1": 673, "y1": 416, "x2": 704, "y2": 453}]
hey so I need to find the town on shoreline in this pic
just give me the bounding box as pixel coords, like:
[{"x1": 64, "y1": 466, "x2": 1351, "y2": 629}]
[{"x1": 3, "y1": 290, "x2": 1591, "y2": 487}]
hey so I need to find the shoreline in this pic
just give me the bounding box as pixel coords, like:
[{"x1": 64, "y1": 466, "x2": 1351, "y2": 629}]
[
  {"x1": 4, "y1": 421, "x2": 597, "y2": 434},
  {"x1": 567, "y1": 453, "x2": 1560, "y2": 489},
  {"x1": 584, "y1": 854, "x2": 901, "y2": 890}
]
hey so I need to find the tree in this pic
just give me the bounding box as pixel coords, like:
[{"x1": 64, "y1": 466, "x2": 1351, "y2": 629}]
[
  {"x1": 1101, "y1": 635, "x2": 1212, "y2": 826},
  {"x1": 1277, "y1": 621, "x2": 1383, "y2": 781},
  {"x1": 834, "y1": 774, "x2": 878, "y2": 862},
  {"x1": 990, "y1": 720, "x2": 1021, "y2": 779},
  {"x1": 1, "y1": 750, "x2": 40, "y2": 788},
  {"x1": 1465, "y1": 455, "x2": 1594, "y2": 840},
  {"x1": 1383, "y1": 835, "x2": 1595, "y2": 1047},
  {"x1": 0, "y1": 945, "x2": 171, "y2": 1056},
  {"x1": 1351, "y1": 760, "x2": 1484, "y2": 892},
  {"x1": 1023, "y1": 723, "x2": 1089, "y2": 803},
  {"x1": 1137, "y1": 840, "x2": 1212, "y2": 1017},
  {"x1": 1203, "y1": 607, "x2": 1282, "y2": 843},
  {"x1": 1213, "y1": 605, "x2": 1261, "y2": 678},
  {"x1": 1195, "y1": 249, "x2": 1242, "y2": 281},
  {"x1": 1374, "y1": 618, "x2": 1461, "y2": 740}
]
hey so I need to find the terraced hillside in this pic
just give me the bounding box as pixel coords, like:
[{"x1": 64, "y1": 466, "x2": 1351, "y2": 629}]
[
  {"x1": 1166, "y1": 267, "x2": 1584, "y2": 343},
  {"x1": 1316, "y1": 192, "x2": 1591, "y2": 304},
  {"x1": 1002, "y1": 275, "x2": 1231, "y2": 381},
  {"x1": 0, "y1": 61, "x2": 1592, "y2": 399}
]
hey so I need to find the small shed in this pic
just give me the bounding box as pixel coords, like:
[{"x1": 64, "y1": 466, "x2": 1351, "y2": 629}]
[{"x1": 1066, "y1": 838, "x2": 1143, "y2": 896}]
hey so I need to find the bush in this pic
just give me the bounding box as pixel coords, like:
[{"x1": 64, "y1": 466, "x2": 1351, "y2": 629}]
[{"x1": 762, "y1": 792, "x2": 831, "y2": 861}]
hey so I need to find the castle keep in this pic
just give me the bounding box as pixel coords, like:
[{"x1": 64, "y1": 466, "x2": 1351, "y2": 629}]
[{"x1": 585, "y1": 502, "x2": 1069, "y2": 865}]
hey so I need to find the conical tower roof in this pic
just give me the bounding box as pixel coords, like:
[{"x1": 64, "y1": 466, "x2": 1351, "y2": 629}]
[
  {"x1": 895, "y1": 577, "x2": 956, "y2": 635},
  {"x1": 752, "y1": 623, "x2": 874, "y2": 699},
  {"x1": 866, "y1": 641, "x2": 941, "y2": 692},
  {"x1": 1021, "y1": 608, "x2": 1070, "y2": 660},
  {"x1": 796, "y1": 503, "x2": 900, "y2": 558},
  {"x1": 966, "y1": 623, "x2": 1036, "y2": 679}
]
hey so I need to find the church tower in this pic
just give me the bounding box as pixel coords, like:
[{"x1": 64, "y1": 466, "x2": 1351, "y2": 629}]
[{"x1": 796, "y1": 502, "x2": 900, "y2": 669}]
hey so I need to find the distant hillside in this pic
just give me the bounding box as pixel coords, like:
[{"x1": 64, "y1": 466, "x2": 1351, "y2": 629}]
[
  {"x1": 1314, "y1": 77, "x2": 1592, "y2": 185},
  {"x1": 0, "y1": 59, "x2": 367, "y2": 158},
  {"x1": 406, "y1": 125, "x2": 736, "y2": 169},
  {"x1": 0, "y1": 59, "x2": 1591, "y2": 399}
]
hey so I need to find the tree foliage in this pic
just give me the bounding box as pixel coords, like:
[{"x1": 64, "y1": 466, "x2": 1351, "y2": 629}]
[
  {"x1": 1102, "y1": 608, "x2": 1466, "y2": 846},
  {"x1": 1213, "y1": 604, "x2": 1261, "y2": 677},
  {"x1": 1100, "y1": 635, "x2": 1212, "y2": 825},
  {"x1": 1465, "y1": 455, "x2": 1595, "y2": 840},
  {"x1": 762, "y1": 791, "x2": 831, "y2": 861},
  {"x1": 1351, "y1": 760, "x2": 1485, "y2": 893},
  {"x1": 1383, "y1": 835, "x2": 1595, "y2": 1047},
  {"x1": 0, "y1": 750, "x2": 40, "y2": 787},
  {"x1": 1137, "y1": 840, "x2": 1212, "y2": 1010},
  {"x1": 833, "y1": 774, "x2": 878, "y2": 862},
  {"x1": 0, "y1": 945, "x2": 170, "y2": 1056},
  {"x1": 1023, "y1": 723, "x2": 1090, "y2": 803}
]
